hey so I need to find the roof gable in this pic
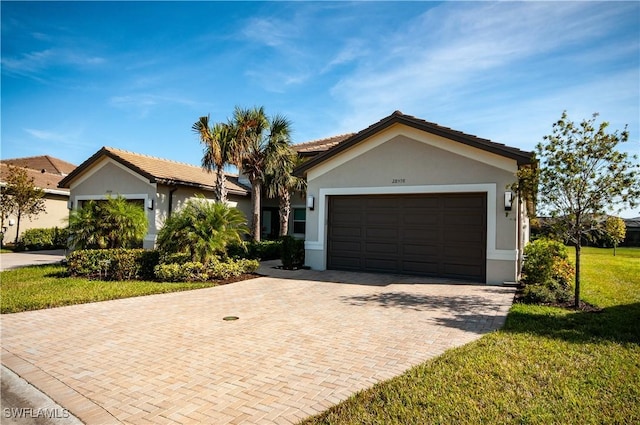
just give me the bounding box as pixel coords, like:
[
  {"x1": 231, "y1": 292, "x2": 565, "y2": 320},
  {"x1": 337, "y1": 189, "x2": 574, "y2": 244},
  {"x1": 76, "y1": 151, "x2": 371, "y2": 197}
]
[
  {"x1": 59, "y1": 147, "x2": 250, "y2": 196},
  {"x1": 295, "y1": 111, "x2": 534, "y2": 176},
  {"x1": 1, "y1": 155, "x2": 76, "y2": 176}
]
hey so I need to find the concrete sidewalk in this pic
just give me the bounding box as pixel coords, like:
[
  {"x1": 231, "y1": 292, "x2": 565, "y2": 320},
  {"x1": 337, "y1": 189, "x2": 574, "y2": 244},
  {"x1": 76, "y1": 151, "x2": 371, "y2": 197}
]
[
  {"x1": 0, "y1": 250, "x2": 67, "y2": 271},
  {"x1": 2, "y1": 268, "x2": 515, "y2": 424}
]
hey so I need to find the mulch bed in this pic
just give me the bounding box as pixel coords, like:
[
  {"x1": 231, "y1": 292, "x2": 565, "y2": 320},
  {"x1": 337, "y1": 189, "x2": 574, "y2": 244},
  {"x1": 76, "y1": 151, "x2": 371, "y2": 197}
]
[{"x1": 513, "y1": 285, "x2": 602, "y2": 312}]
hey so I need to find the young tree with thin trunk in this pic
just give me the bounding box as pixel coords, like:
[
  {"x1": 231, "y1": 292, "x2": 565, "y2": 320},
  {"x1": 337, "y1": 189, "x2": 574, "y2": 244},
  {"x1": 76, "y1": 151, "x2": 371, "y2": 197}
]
[
  {"x1": 604, "y1": 216, "x2": 626, "y2": 256},
  {"x1": 537, "y1": 111, "x2": 639, "y2": 308},
  {"x1": 1, "y1": 166, "x2": 46, "y2": 244}
]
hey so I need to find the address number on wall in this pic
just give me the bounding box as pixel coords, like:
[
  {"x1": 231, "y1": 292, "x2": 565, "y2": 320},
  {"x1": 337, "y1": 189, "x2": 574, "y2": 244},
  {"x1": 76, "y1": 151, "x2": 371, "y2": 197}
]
[{"x1": 392, "y1": 178, "x2": 406, "y2": 184}]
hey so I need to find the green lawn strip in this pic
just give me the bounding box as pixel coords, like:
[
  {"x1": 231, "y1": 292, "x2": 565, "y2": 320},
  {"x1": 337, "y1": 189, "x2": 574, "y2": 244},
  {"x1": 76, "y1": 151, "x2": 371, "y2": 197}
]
[
  {"x1": 0, "y1": 265, "x2": 215, "y2": 314},
  {"x1": 302, "y1": 247, "x2": 640, "y2": 425}
]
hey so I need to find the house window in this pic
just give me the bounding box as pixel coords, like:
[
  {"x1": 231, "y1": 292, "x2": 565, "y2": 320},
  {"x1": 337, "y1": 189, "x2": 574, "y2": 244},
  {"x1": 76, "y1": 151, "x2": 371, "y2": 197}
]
[{"x1": 293, "y1": 208, "x2": 306, "y2": 234}]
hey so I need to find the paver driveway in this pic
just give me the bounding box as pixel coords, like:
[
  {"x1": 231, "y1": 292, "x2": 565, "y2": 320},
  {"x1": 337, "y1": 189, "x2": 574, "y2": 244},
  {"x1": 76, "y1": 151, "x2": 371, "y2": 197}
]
[{"x1": 1, "y1": 264, "x2": 515, "y2": 425}]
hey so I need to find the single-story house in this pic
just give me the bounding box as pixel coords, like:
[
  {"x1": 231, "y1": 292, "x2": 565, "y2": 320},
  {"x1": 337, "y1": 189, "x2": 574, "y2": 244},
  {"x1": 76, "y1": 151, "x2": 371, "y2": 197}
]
[
  {"x1": 0, "y1": 155, "x2": 76, "y2": 244},
  {"x1": 57, "y1": 147, "x2": 312, "y2": 248},
  {"x1": 622, "y1": 217, "x2": 640, "y2": 247},
  {"x1": 58, "y1": 111, "x2": 534, "y2": 284},
  {"x1": 58, "y1": 147, "x2": 254, "y2": 249},
  {"x1": 294, "y1": 111, "x2": 535, "y2": 285}
]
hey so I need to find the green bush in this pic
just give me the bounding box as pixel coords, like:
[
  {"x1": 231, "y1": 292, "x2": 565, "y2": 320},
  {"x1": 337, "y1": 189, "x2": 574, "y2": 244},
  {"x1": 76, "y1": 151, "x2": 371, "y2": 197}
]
[
  {"x1": 228, "y1": 240, "x2": 282, "y2": 260},
  {"x1": 68, "y1": 249, "x2": 159, "y2": 281},
  {"x1": 281, "y1": 236, "x2": 305, "y2": 269},
  {"x1": 521, "y1": 238, "x2": 574, "y2": 304},
  {"x1": 18, "y1": 227, "x2": 68, "y2": 251},
  {"x1": 154, "y1": 258, "x2": 259, "y2": 282}
]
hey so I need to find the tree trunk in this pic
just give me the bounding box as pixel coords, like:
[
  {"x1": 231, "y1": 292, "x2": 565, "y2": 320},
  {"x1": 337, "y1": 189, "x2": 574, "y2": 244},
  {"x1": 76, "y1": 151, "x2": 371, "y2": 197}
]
[
  {"x1": 251, "y1": 181, "x2": 261, "y2": 242},
  {"x1": 14, "y1": 211, "x2": 21, "y2": 245},
  {"x1": 215, "y1": 167, "x2": 227, "y2": 203},
  {"x1": 279, "y1": 190, "x2": 291, "y2": 237},
  {"x1": 613, "y1": 243, "x2": 617, "y2": 256},
  {"x1": 574, "y1": 243, "x2": 581, "y2": 309}
]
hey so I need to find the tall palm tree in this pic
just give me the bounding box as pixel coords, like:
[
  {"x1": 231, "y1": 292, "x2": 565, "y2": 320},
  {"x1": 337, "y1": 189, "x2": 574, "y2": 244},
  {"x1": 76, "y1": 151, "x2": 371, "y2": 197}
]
[
  {"x1": 232, "y1": 106, "x2": 293, "y2": 241},
  {"x1": 265, "y1": 148, "x2": 307, "y2": 237},
  {"x1": 192, "y1": 115, "x2": 238, "y2": 203}
]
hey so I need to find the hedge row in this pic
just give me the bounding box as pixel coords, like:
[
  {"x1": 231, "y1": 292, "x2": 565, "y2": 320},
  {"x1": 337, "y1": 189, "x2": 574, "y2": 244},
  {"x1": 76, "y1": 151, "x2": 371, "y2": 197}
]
[
  {"x1": 67, "y1": 249, "x2": 159, "y2": 281},
  {"x1": 67, "y1": 249, "x2": 258, "y2": 282},
  {"x1": 17, "y1": 227, "x2": 68, "y2": 251},
  {"x1": 154, "y1": 258, "x2": 259, "y2": 282}
]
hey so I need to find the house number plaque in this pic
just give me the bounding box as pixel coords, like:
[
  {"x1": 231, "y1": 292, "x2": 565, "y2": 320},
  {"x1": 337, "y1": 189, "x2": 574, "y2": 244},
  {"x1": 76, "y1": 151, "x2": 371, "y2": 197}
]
[{"x1": 392, "y1": 178, "x2": 406, "y2": 184}]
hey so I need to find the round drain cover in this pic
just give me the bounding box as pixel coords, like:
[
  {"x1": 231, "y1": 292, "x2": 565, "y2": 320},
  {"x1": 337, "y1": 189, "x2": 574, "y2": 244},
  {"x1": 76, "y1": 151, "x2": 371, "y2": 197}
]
[{"x1": 223, "y1": 316, "x2": 239, "y2": 321}]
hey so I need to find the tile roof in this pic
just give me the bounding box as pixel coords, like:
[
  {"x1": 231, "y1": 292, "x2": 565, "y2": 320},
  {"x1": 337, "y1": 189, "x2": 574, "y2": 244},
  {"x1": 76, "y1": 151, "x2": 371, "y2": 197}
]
[
  {"x1": 295, "y1": 110, "x2": 534, "y2": 176},
  {"x1": 293, "y1": 134, "x2": 356, "y2": 156},
  {"x1": 0, "y1": 163, "x2": 70, "y2": 195},
  {"x1": 58, "y1": 147, "x2": 250, "y2": 196},
  {"x1": 1, "y1": 155, "x2": 76, "y2": 176}
]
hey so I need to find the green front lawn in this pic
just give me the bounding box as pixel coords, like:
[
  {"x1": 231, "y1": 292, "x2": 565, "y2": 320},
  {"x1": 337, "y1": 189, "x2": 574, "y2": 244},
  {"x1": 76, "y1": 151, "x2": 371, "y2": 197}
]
[
  {"x1": 0, "y1": 265, "x2": 218, "y2": 314},
  {"x1": 301, "y1": 247, "x2": 640, "y2": 424}
]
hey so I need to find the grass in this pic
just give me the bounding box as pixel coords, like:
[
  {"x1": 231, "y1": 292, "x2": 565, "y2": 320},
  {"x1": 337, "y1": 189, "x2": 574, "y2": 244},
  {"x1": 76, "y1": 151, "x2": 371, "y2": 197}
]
[
  {"x1": 0, "y1": 265, "x2": 219, "y2": 314},
  {"x1": 301, "y1": 247, "x2": 640, "y2": 425}
]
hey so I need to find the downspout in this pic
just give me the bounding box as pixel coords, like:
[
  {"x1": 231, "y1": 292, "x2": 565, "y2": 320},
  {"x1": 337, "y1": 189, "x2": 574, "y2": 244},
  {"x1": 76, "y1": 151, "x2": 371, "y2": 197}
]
[{"x1": 168, "y1": 187, "x2": 178, "y2": 218}]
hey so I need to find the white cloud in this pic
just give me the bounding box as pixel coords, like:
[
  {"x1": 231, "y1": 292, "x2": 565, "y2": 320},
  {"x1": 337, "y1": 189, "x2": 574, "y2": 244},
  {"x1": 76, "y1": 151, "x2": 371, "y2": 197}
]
[{"x1": 327, "y1": 2, "x2": 638, "y2": 139}]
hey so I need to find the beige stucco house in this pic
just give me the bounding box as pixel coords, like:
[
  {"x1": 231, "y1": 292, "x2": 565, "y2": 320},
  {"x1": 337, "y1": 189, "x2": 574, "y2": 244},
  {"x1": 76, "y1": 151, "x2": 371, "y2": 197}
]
[
  {"x1": 1, "y1": 156, "x2": 76, "y2": 244},
  {"x1": 58, "y1": 147, "x2": 256, "y2": 249},
  {"x1": 294, "y1": 111, "x2": 534, "y2": 285}
]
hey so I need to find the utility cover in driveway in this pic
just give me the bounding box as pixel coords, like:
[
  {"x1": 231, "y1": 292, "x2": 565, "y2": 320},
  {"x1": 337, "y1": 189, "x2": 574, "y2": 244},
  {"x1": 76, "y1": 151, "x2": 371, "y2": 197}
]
[{"x1": 327, "y1": 193, "x2": 487, "y2": 281}]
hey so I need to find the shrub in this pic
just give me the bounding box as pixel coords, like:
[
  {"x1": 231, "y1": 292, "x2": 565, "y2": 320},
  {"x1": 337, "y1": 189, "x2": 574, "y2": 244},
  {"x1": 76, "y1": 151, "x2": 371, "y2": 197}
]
[
  {"x1": 68, "y1": 249, "x2": 159, "y2": 281},
  {"x1": 521, "y1": 238, "x2": 574, "y2": 304},
  {"x1": 228, "y1": 240, "x2": 282, "y2": 260},
  {"x1": 67, "y1": 197, "x2": 148, "y2": 250},
  {"x1": 281, "y1": 236, "x2": 305, "y2": 269},
  {"x1": 18, "y1": 227, "x2": 68, "y2": 251},
  {"x1": 154, "y1": 258, "x2": 259, "y2": 282},
  {"x1": 156, "y1": 196, "x2": 248, "y2": 263}
]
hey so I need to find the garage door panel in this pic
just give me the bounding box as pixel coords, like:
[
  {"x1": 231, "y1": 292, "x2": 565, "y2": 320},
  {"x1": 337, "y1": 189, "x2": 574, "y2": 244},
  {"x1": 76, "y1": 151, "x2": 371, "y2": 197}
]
[
  {"x1": 403, "y1": 213, "x2": 439, "y2": 225},
  {"x1": 331, "y1": 226, "x2": 362, "y2": 238},
  {"x1": 328, "y1": 194, "x2": 486, "y2": 281},
  {"x1": 366, "y1": 227, "x2": 398, "y2": 239},
  {"x1": 402, "y1": 260, "x2": 439, "y2": 275},
  {"x1": 365, "y1": 242, "x2": 398, "y2": 254},
  {"x1": 365, "y1": 258, "x2": 399, "y2": 272}
]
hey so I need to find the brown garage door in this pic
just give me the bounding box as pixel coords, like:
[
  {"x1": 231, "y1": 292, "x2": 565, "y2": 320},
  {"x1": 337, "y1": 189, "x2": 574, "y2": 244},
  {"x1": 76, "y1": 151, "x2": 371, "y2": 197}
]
[{"x1": 327, "y1": 193, "x2": 486, "y2": 281}]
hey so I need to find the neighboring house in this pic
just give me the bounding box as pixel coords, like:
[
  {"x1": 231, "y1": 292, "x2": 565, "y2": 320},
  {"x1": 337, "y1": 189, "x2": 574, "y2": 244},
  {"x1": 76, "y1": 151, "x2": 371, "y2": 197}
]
[
  {"x1": 622, "y1": 217, "x2": 640, "y2": 247},
  {"x1": 0, "y1": 156, "x2": 76, "y2": 244},
  {"x1": 58, "y1": 147, "x2": 256, "y2": 249},
  {"x1": 294, "y1": 111, "x2": 535, "y2": 285}
]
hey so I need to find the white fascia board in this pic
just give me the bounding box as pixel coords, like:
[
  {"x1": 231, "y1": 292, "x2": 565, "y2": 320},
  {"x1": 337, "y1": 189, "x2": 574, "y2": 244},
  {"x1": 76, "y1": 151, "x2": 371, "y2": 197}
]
[
  {"x1": 307, "y1": 124, "x2": 518, "y2": 181},
  {"x1": 304, "y1": 183, "x2": 515, "y2": 262}
]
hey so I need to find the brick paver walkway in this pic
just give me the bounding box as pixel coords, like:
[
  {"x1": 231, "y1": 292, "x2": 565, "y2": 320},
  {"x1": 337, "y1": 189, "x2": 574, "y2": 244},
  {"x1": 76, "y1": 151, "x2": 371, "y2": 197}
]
[{"x1": 1, "y1": 265, "x2": 515, "y2": 424}]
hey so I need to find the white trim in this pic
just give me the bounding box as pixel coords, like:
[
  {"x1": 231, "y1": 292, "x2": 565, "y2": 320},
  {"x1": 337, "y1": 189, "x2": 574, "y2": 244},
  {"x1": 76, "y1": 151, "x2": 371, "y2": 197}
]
[
  {"x1": 69, "y1": 157, "x2": 151, "y2": 190},
  {"x1": 304, "y1": 183, "x2": 515, "y2": 269},
  {"x1": 74, "y1": 193, "x2": 150, "y2": 210},
  {"x1": 307, "y1": 124, "x2": 518, "y2": 181}
]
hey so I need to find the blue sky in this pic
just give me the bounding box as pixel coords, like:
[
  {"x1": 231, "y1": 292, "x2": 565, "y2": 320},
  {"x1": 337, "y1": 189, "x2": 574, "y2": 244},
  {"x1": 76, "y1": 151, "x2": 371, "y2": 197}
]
[{"x1": 2, "y1": 1, "x2": 639, "y2": 216}]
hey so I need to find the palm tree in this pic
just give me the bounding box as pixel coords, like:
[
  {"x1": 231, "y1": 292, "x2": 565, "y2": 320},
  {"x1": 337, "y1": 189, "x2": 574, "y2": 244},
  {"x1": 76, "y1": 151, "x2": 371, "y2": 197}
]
[
  {"x1": 67, "y1": 196, "x2": 147, "y2": 250},
  {"x1": 156, "y1": 196, "x2": 248, "y2": 263},
  {"x1": 232, "y1": 106, "x2": 293, "y2": 241},
  {"x1": 265, "y1": 148, "x2": 307, "y2": 237},
  {"x1": 193, "y1": 115, "x2": 239, "y2": 203}
]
